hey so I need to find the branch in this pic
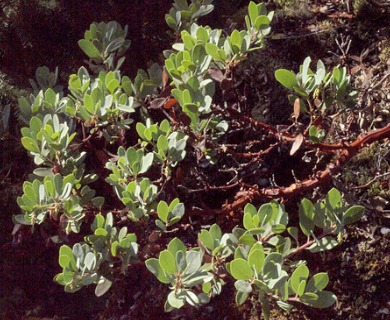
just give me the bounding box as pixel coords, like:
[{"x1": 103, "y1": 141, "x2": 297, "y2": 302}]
[{"x1": 221, "y1": 124, "x2": 390, "y2": 213}]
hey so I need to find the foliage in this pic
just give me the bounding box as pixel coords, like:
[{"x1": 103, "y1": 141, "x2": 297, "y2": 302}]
[
  {"x1": 54, "y1": 212, "x2": 138, "y2": 296},
  {"x1": 78, "y1": 21, "x2": 131, "y2": 72},
  {"x1": 10, "y1": 1, "x2": 384, "y2": 319},
  {"x1": 146, "y1": 190, "x2": 363, "y2": 315},
  {"x1": 146, "y1": 237, "x2": 213, "y2": 311},
  {"x1": 275, "y1": 56, "x2": 357, "y2": 114}
]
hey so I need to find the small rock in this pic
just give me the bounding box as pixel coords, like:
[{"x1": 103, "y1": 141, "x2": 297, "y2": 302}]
[
  {"x1": 380, "y1": 227, "x2": 390, "y2": 236},
  {"x1": 378, "y1": 307, "x2": 389, "y2": 315}
]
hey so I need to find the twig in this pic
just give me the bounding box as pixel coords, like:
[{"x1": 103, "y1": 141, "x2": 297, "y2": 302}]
[{"x1": 351, "y1": 172, "x2": 390, "y2": 189}]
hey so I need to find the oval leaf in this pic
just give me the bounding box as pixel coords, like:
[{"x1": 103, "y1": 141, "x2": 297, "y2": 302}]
[
  {"x1": 95, "y1": 277, "x2": 112, "y2": 297},
  {"x1": 290, "y1": 133, "x2": 304, "y2": 156},
  {"x1": 230, "y1": 258, "x2": 253, "y2": 280},
  {"x1": 343, "y1": 205, "x2": 364, "y2": 225},
  {"x1": 275, "y1": 69, "x2": 298, "y2": 90},
  {"x1": 306, "y1": 272, "x2": 329, "y2": 293},
  {"x1": 235, "y1": 280, "x2": 252, "y2": 293},
  {"x1": 78, "y1": 39, "x2": 101, "y2": 59}
]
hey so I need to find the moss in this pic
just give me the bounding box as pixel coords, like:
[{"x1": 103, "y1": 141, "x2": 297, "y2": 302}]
[
  {"x1": 379, "y1": 40, "x2": 390, "y2": 65},
  {"x1": 352, "y1": 0, "x2": 367, "y2": 15},
  {"x1": 272, "y1": 0, "x2": 297, "y2": 9}
]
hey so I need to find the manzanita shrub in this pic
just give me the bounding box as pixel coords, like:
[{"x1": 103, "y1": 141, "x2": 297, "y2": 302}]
[
  {"x1": 147, "y1": 189, "x2": 364, "y2": 313},
  {"x1": 13, "y1": 1, "x2": 372, "y2": 318}
]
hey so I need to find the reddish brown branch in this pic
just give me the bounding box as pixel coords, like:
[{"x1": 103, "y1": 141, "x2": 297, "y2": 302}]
[
  {"x1": 226, "y1": 107, "x2": 279, "y2": 134},
  {"x1": 221, "y1": 124, "x2": 390, "y2": 214},
  {"x1": 218, "y1": 142, "x2": 281, "y2": 159},
  {"x1": 179, "y1": 181, "x2": 240, "y2": 194},
  {"x1": 226, "y1": 107, "x2": 355, "y2": 154},
  {"x1": 306, "y1": 141, "x2": 346, "y2": 152}
]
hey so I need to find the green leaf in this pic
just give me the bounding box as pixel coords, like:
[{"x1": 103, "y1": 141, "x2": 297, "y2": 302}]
[
  {"x1": 155, "y1": 219, "x2": 167, "y2": 230},
  {"x1": 192, "y1": 4, "x2": 214, "y2": 19},
  {"x1": 95, "y1": 228, "x2": 108, "y2": 237},
  {"x1": 235, "y1": 280, "x2": 252, "y2": 293},
  {"x1": 184, "y1": 290, "x2": 200, "y2": 306},
  {"x1": 243, "y1": 212, "x2": 255, "y2": 230},
  {"x1": 111, "y1": 241, "x2": 119, "y2": 256},
  {"x1": 122, "y1": 76, "x2": 133, "y2": 96},
  {"x1": 309, "y1": 125, "x2": 318, "y2": 137},
  {"x1": 167, "y1": 237, "x2": 186, "y2": 256},
  {"x1": 300, "y1": 292, "x2": 318, "y2": 304},
  {"x1": 288, "y1": 226, "x2": 299, "y2": 245},
  {"x1": 33, "y1": 168, "x2": 54, "y2": 177},
  {"x1": 254, "y1": 16, "x2": 270, "y2": 30},
  {"x1": 301, "y1": 57, "x2": 312, "y2": 84},
  {"x1": 92, "y1": 214, "x2": 105, "y2": 230},
  {"x1": 297, "y1": 279, "x2": 307, "y2": 297},
  {"x1": 159, "y1": 120, "x2": 170, "y2": 135},
  {"x1": 306, "y1": 273, "x2": 329, "y2": 293},
  {"x1": 239, "y1": 233, "x2": 256, "y2": 246},
  {"x1": 235, "y1": 291, "x2": 249, "y2": 305},
  {"x1": 168, "y1": 216, "x2": 182, "y2": 226},
  {"x1": 258, "y1": 203, "x2": 274, "y2": 226},
  {"x1": 202, "y1": 282, "x2": 212, "y2": 294},
  {"x1": 171, "y1": 203, "x2": 184, "y2": 218},
  {"x1": 253, "y1": 279, "x2": 269, "y2": 292},
  {"x1": 205, "y1": 43, "x2": 221, "y2": 61},
  {"x1": 290, "y1": 264, "x2": 309, "y2": 294},
  {"x1": 230, "y1": 258, "x2": 253, "y2": 280},
  {"x1": 59, "y1": 244, "x2": 73, "y2": 257},
  {"x1": 29, "y1": 117, "x2": 43, "y2": 134},
  {"x1": 175, "y1": 250, "x2": 186, "y2": 273},
  {"x1": 157, "y1": 201, "x2": 169, "y2": 223},
  {"x1": 84, "y1": 252, "x2": 96, "y2": 271},
  {"x1": 299, "y1": 198, "x2": 315, "y2": 237},
  {"x1": 104, "y1": 212, "x2": 114, "y2": 228},
  {"x1": 54, "y1": 273, "x2": 65, "y2": 285},
  {"x1": 157, "y1": 135, "x2": 169, "y2": 153},
  {"x1": 84, "y1": 94, "x2": 95, "y2": 114},
  {"x1": 198, "y1": 230, "x2": 214, "y2": 250},
  {"x1": 276, "y1": 300, "x2": 294, "y2": 312},
  {"x1": 78, "y1": 39, "x2": 101, "y2": 59},
  {"x1": 248, "y1": 1, "x2": 258, "y2": 25},
  {"x1": 21, "y1": 137, "x2": 40, "y2": 153},
  {"x1": 167, "y1": 291, "x2": 185, "y2": 309},
  {"x1": 185, "y1": 251, "x2": 202, "y2": 274},
  {"x1": 230, "y1": 30, "x2": 242, "y2": 52},
  {"x1": 248, "y1": 249, "x2": 264, "y2": 273},
  {"x1": 159, "y1": 250, "x2": 177, "y2": 274},
  {"x1": 263, "y1": 252, "x2": 283, "y2": 273},
  {"x1": 326, "y1": 188, "x2": 342, "y2": 210},
  {"x1": 301, "y1": 291, "x2": 337, "y2": 308},
  {"x1": 107, "y1": 79, "x2": 120, "y2": 94},
  {"x1": 95, "y1": 277, "x2": 112, "y2": 297},
  {"x1": 209, "y1": 223, "x2": 222, "y2": 240},
  {"x1": 53, "y1": 174, "x2": 63, "y2": 194},
  {"x1": 91, "y1": 197, "x2": 104, "y2": 208},
  {"x1": 59, "y1": 255, "x2": 70, "y2": 268},
  {"x1": 308, "y1": 236, "x2": 338, "y2": 253},
  {"x1": 45, "y1": 88, "x2": 57, "y2": 106},
  {"x1": 271, "y1": 224, "x2": 286, "y2": 234},
  {"x1": 184, "y1": 271, "x2": 213, "y2": 287},
  {"x1": 343, "y1": 205, "x2": 364, "y2": 225},
  {"x1": 244, "y1": 203, "x2": 256, "y2": 219},
  {"x1": 275, "y1": 69, "x2": 298, "y2": 90},
  {"x1": 145, "y1": 258, "x2": 170, "y2": 284}
]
